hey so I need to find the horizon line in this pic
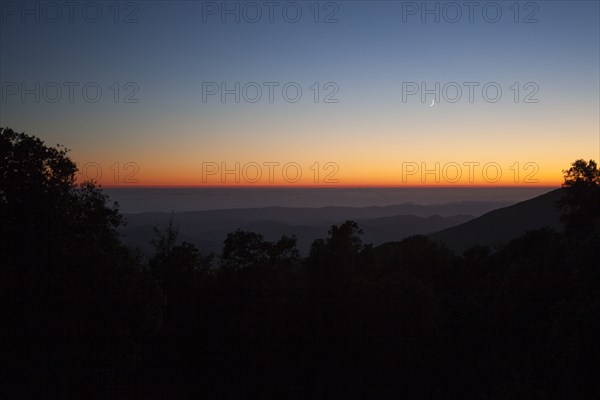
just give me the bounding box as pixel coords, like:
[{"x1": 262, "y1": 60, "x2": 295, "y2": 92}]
[{"x1": 99, "y1": 184, "x2": 561, "y2": 189}]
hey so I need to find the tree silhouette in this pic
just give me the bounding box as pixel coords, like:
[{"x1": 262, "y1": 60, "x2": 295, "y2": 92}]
[
  {"x1": 150, "y1": 216, "x2": 212, "y2": 293},
  {"x1": 221, "y1": 230, "x2": 270, "y2": 270},
  {"x1": 308, "y1": 221, "x2": 365, "y2": 267},
  {"x1": 557, "y1": 159, "x2": 600, "y2": 236},
  {"x1": 3, "y1": 132, "x2": 599, "y2": 400},
  {"x1": 0, "y1": 127, "x2": 162, "y2": 398},
  {"x1": 220, "y1": 229, "x2": 300, "y2": 271}
]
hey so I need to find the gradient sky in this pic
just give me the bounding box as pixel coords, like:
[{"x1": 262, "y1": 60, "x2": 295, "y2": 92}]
[{"x1": 1, "y1": 0, "x2": 598, "y2": 186}]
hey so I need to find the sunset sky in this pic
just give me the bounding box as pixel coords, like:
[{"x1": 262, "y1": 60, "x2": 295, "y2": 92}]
[{"x1": 1, "y1": 1, "x2": 598, "y2": 186}]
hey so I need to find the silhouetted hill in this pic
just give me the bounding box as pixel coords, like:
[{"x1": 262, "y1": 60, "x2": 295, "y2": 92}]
[
  {"x1": 357, "y1": 214, "x2": 472, "y2": 245},
  {"x1": 121, "y1": 205, "x2": 476, "y2": 255},
  {"x1": 124, "y1": 201, "x2": 505, "y2": 224},
  {"x1": 428, "y1": 188, "x2": 563, "y2": 253}
]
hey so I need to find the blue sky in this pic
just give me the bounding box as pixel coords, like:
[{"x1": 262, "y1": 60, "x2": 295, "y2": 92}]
[{"x1": 1, "y1": 1, "x2": 599, "y2": 186}]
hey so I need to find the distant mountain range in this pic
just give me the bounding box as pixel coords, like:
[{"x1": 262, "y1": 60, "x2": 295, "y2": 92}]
[
  {"x1": 121, "y1": 202, "x2": 502, "y2": 255},
  {"x1": 120, "y1": 189, "x2": 564, "y2": 256},
  {"x1": 428, "y1": 188, "x2": 563, "y2": 253}
]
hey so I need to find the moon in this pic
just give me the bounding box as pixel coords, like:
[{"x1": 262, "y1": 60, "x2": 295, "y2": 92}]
[{"x1": 429, "y1": 99, "x2": 435, "y2": 107}]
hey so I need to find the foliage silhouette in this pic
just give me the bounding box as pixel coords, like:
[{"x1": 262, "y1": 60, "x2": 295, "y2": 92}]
[
  {"x1": 2, "y1": 128, "x2": 599, "y2": 400},
  {"x1": 1, "y1": 128, "x2": 162, "y2": 399},
  {"x1": 557, "y1": 159, "x2": 600, "y2": 236}
]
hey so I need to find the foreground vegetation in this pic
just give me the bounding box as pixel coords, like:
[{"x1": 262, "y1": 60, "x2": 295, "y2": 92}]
[{"x1": 1, "y1": 127, "x2": 599, "y2": 399}]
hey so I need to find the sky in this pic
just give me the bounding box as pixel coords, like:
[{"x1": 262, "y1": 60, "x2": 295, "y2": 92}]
[{"x1": 1, "y1": 0, "x2": 599, "y2": 187}]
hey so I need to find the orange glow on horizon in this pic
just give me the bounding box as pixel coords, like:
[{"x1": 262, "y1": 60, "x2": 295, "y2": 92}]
[
  {"x1": 98, "y1": 184, "x2": 561, "y2": 190},
  {"x1": 80, "y1": 169, "x2": 564, "y2": 188},
  {"x1": 72, "y1": 153, "x2": 575, "y2": 189},
  {"x1": 80, "y1": 171, "x2": 564, "y2": 188}
]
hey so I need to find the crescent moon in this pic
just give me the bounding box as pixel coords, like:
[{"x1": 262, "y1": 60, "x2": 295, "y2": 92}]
[{"x1": 429, "y1": 99, "x2": 435, "y2": 107}]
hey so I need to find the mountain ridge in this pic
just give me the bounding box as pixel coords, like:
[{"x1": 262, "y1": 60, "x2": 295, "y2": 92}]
[{"x1": 428, "y1": 188, "x2": 563, "y2": 253}]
